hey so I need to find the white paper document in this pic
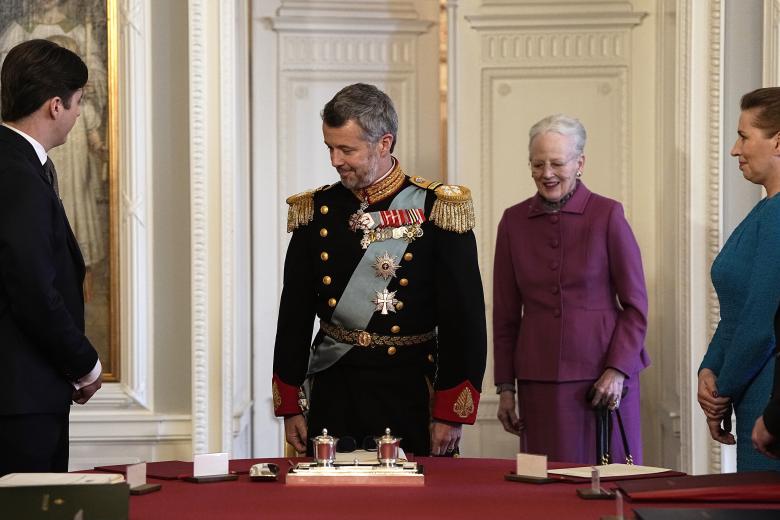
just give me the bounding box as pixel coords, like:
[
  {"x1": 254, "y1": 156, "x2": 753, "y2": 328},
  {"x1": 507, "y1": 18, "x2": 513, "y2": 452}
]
[
  {"x1": 193, "y1": 452, "x2": 229, "y2": 477},
  {"x1": 0, "y1": 473, "x2": 125, "y2": 487},
  {"x1": 516, "y1": 453, "x2": 548, "y2": 478},
  {"x1": 548, "y1": 464, "x2": 671, "y2": 479}
]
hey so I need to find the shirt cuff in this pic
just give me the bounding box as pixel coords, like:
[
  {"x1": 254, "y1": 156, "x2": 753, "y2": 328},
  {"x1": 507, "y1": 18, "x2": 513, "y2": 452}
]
[{"x1": 72, "y1": 359, "x2": 102, "y2": 390}]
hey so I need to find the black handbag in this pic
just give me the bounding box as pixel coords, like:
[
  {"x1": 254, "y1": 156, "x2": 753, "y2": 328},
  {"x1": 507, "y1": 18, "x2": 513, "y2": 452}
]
[{"x1": 586, "y1": 387, "x2": 633, "y2": 465}]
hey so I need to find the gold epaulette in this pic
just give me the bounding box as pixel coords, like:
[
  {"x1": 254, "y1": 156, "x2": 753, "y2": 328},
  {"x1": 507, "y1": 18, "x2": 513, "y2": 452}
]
[
  {"x1": 430, "y1": 184, "x2": 475, "y2": 233},
  {"x1": 286, "y1": 184, "x2": 331, "y2": 232}
]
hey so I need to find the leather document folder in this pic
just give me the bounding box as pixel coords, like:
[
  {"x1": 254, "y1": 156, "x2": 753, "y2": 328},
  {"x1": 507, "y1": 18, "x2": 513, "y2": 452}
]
[
  {"x1": 0, "y1": 483, "x2": 129, "y2": 519},
  {"x1": 634, "y1": 508, "x2": 780, "y2": 519},
  {"x1": 618, "y1": 471, "x2": 780, "y2": 502}
]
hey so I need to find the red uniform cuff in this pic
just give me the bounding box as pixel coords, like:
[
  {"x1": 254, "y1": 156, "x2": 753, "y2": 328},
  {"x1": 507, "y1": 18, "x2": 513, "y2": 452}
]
[
  {"x1": 432, "y1": 381, "x2": 480, "y2": 424},
  {"x1": 272, "y1": 373, "x2": 304, "y2": 416}
]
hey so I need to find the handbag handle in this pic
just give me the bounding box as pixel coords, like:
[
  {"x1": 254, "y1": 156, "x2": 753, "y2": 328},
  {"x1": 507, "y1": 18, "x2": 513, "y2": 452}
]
[{"x1": 586, "y1": 387, "x2": 633, "y2": 465}]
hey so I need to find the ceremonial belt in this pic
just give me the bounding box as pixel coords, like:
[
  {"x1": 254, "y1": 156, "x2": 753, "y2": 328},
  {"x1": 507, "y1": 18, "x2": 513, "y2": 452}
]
[
  {"x1": 307, "y1": 185, "x2": 427, "y2": 375},
  {"x1": 320, "y1": 320, "x2": 436, "y2": 348}
]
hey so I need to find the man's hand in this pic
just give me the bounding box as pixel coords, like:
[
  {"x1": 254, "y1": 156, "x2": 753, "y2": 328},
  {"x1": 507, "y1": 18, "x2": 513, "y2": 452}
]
[
  {"x1": 752, "y1": 416, "x2": 780, "y2": 459},
  {"x1": 430, "y1": 421, "x2": 462, "y2": 456},
  {"x1": 284, "y1": 414, "x2": 308, "y2": 453},
  {"x1": 72, "y1": 374, "x2": 102, "y2": 405},
  {"x1": 497, "y1": 390, "x2": 523, "y2": 435},
  {"x1": 591, "y1": 368, "x2": 626, "y2": 409},
  {"x1": 697, "y1": 368, "x2": 731, "y2": 420}
]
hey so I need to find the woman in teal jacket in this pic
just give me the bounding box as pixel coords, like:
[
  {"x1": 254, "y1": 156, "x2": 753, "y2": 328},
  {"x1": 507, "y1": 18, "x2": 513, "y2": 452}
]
[{"x1": 698, "y1": 87, "x2": 780, "y2": 470}]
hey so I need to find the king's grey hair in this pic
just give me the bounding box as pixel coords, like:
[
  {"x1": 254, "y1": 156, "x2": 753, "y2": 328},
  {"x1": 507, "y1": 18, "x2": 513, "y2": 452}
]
[
  {"x1": 321, "y1": 83, "x2": 398, "y2": 153},
  {"x1": 528, "y1": 114, "x2": 587, "y2": 157}
]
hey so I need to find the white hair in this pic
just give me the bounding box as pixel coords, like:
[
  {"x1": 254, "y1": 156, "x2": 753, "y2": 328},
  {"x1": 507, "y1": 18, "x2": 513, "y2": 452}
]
[{"x1": 528, "y1": 114, "x2": 587, "y2": 157}]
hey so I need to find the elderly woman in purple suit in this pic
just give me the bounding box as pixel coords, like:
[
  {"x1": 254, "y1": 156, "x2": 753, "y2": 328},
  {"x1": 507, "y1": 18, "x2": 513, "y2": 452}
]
[{"x1": 492, "y1": 114, "x2": 650, "y2": 464}]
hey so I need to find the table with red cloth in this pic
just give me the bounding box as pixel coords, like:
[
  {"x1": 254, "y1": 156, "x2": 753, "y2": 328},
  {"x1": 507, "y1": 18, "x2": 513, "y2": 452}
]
[{"x1": 119, "y1": 458, "x2": 774, "y2": 520}]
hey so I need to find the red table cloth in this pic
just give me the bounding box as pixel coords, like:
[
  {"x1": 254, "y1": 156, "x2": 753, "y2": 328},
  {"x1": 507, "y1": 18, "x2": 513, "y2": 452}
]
[{"x1": 120, "y1": 458, "x2": 775, "y2": 519}]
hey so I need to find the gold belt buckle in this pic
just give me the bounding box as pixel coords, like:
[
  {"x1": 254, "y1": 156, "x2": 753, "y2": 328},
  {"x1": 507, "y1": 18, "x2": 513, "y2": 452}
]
[{"x1": 356, "y1": 330, "x2": 372, "y2": 347}]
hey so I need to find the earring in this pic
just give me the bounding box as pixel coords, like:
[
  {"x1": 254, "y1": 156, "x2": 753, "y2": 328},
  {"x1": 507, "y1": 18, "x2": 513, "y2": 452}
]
[{"x1": 576, "y1": 170, "x2": 582, "y2": 178}]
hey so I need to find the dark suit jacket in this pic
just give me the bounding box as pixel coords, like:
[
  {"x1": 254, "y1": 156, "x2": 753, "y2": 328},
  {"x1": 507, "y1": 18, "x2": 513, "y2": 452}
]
[
  {"x1": 493, "y1": 182, "x2": 650, "y2": 383},
  {"x1": 763, "y1": 309, "x2": 780, "y2": 436},
  {"x1": 0, "y1": 125, "x2": 98, "y2": 415}
]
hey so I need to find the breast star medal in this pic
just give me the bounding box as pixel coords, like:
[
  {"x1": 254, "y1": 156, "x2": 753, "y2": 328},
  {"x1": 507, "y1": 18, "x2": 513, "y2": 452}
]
[
  {"x1": 373, "y1": 251, "x2": 400, "y2": 280},
  {"x1": 372, "y1": 288, "x2": 398, "y2": 315}
]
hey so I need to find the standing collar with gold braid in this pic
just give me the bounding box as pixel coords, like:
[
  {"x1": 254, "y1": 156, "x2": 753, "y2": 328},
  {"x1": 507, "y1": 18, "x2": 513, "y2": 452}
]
[{"x1": 352, "y1": 161, "x2": 405, "y2": 205}]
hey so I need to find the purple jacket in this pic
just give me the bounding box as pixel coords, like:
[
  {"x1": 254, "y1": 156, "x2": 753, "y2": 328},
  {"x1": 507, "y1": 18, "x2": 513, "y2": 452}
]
[{"x1": 493, "y1": 183, "x2": 650, "y2": 383}]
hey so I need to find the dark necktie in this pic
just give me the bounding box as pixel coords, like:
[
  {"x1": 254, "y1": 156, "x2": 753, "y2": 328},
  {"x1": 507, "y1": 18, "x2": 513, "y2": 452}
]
[{"x1": 43, "y1": 157, "x2": 60, "y2": 197}]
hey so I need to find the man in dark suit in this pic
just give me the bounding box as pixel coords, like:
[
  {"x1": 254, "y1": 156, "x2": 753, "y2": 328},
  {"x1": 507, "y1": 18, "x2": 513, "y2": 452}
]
[
  {"x1": 271, "y1": 83, "x2": 486, "y2": 456},
  {"x1": 752, "y1": 310, "x2": 780, "y2": 459},
  {"x1": 0, "y1": 39, "x2": 102, "y2": 476}
]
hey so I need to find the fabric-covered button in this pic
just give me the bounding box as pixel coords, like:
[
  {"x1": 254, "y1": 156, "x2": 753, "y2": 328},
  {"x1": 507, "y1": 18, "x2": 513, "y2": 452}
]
[
  {"x1": 553, "y1": 308, "x2": 561, "y2": 317},
  {"x1": 550, "y1": 239, "x2": 560, "y2": 248},
  {"x1": 549, "y1": 261, "x2": 559, "y2": 270},
  {"x1": 550, "y1": 215, "x2": 559, "y2": 224}
]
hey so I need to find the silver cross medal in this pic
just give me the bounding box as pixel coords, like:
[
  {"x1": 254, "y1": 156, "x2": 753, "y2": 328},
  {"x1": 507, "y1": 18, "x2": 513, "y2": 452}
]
[{"x1": 372, "y1": 288, "x2": 398, "y2": 315}]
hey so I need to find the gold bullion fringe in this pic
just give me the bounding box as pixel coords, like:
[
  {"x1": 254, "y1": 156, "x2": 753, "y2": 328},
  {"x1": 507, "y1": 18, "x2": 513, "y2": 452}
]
[
  {"x1": 286, "y1": 191, "x2": 314, "y2": 232},
  {"x1": 430, "y1": 185, "x2": 475, "y2": 233}
]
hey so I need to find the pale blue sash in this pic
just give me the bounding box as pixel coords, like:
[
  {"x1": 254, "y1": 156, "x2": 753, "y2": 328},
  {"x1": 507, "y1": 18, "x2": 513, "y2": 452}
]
[{"x1": 307, "y1": 185, "x2": 426, "y2": 374}]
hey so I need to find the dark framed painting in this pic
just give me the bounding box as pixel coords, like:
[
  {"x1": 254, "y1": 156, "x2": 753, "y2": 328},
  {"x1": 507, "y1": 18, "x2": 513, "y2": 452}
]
[{"x1": 0, "y1": 0, "x2": 120, "y2": 381}]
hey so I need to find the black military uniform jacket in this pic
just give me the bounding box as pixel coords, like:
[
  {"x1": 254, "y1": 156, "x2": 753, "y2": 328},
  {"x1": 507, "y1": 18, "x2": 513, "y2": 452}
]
[{"x1": 272, "y1": 161, "x2": 487, "y2": 424}]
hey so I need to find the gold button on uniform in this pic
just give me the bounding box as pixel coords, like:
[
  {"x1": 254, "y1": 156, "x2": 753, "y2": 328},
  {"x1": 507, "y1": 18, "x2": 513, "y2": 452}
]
[
  {"x1": 395, "y1": 301, "x2": 404, "y2": 310},
  {"x1": 387, "y1": 346, "x2": 397, "y2": 356},
  {"x1": 403, "y1": 253, "x2": 413, "y2": 261},
  {"x1": 427, "y1": 354, "x2": 434, "y2": 363},
  {"x1": 320, "y1": 252, "x2": 329, "y2": 261},
  {"x1": 319, "y1": 228, "x2": 328, "y2": 237},
  {"x1": 399, "y1": 278, "x2": 409, "y2": 287},
  {"x1": 320, "y1": 205, "x2": 329, "y2": 215},
  {"x1": 391, "y1": 325, "x2": 400, "y2": 333},
  {"x1": 322, "y1": 276, "x2": 332, "y2": 285},
  {"x1": 328, "y1": 298, "x2": 337, "y2": 307}
]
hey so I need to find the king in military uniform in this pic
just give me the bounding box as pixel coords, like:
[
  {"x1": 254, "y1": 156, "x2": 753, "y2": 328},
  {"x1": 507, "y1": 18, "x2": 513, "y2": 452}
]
[{"x1": 272, "y1": 83, "x2": 486, "y2": 456}]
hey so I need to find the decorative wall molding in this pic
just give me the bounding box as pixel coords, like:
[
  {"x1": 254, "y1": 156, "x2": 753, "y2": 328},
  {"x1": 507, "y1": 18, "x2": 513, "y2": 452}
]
[
  {"x1": 271, "y1": 0, "x2": 432, "y2": 34},
  {"x1": 465, "y1": 3, "x2": 646, "y2": 32},
  {"x1": 189, "y1": 0, "x2": 253, "y2": 456},
  {"x1": 678, "y1": 0, "x2": 724, "y2": 474},
  {"x1": 189, "y1": 0, "x2": 211, "y2": 456},
  {"x1": 72, "y1": 0, "x2": 153, "y2": 413},
  {"x1": 479, "y1": 66, "x2": 630, "y2": 258},
  {"x1": 705, "y1": 0, "x2": 724, "y2": 475},
  {"x1": 764, "y1": 0, "x2": 780, "y2": 86},
  {"x1": 70, "y1": 413, "x2": 192, "y2": 444},
  {"x1": 479, "y1": 31, "x2": 629, "y2": 64},
  {"x1": 220, "y1": 0, "x2": 237, "y2": 455},
  {"x1": 279, "y1": 35, "x2": 417, "y2": 71},
  {"x1": 675, "y1": 0, "x2": 694, "y2": 474}
]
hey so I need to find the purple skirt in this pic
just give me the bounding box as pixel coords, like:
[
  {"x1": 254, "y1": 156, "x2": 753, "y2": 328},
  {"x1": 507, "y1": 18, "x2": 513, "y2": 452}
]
[{"x1": 515, "y1": 377, "x2": 643, "y2": 465}]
